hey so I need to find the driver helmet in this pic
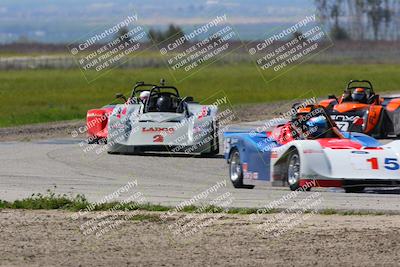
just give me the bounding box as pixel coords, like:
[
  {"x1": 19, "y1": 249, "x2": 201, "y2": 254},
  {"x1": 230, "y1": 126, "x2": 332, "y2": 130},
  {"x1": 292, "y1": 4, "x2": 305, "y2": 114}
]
[
  {"x1": 352, "y1": 88, "x2": 367, "y2": 102},
  {"x1": 156, "y1": 96, "x2": 172, "y2": 112},
  {"x1": 305, "y1": 115, "x2": 328, "y2": 138},
  {"x1": 139, "y1": 91, "x2": 150, "y2": 102}
]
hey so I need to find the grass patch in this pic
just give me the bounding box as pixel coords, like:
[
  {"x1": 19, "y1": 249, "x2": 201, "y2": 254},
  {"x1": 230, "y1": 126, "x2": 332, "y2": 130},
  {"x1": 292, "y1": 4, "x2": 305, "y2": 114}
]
[
  {"x1": 130, "y1": 214, "x2": 162, "y2": 222},
  {"x1": 319, "y1": 208, "x2": 338, "y2": 215},
  {"x1": 338, "y1": 210, "x2": 386, "y2": 216},
  {"x1": 0, "y1": 191, "x2": 88, "y2": 210},
  {"x1": 0, "y1": 192, "x2": 390, "y2": 216},
  {"x1": 226, "y1": 207, "x2": 273, "y2": 214},
  {"x1": 319, "y1": 208, "x2": 387, "y2": 216},
  {"x1": 1, "y1": 63, "x2": 400, "y2": 127}
]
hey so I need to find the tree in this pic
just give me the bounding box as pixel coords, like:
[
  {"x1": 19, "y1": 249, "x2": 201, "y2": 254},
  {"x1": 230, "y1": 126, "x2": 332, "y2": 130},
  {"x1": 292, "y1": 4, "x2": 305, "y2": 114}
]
[
  {"x1": 293, "y1": 31, "x2": 305, "y2": 41},
  {"x1": 314, "y1": 0, "x2": 330, "y2": 25},
  {"x1": 117, "y1": 26, "x2": 131, "y2": 41},
  {"x1": 314, "y1": 0, "x2": 399, "y2": 40},
  {"x1": 148, "y1": 24, "x2": 185, "y2": 43},
  {"x1": 165, "y1": 24, "x2": 185, "y2": 40},
  {"x1": 330, "y1": 1, "x2": 342, "y2": 29},
  {"x1": 148, "y1": 29, "x2": 164, "y2": 43},
  {"x1": 365, "y1": 0, "x2": 391, "y2": 40},
  {"x1": 330, "y1": 25, "x2": 349, "y2": 40}
]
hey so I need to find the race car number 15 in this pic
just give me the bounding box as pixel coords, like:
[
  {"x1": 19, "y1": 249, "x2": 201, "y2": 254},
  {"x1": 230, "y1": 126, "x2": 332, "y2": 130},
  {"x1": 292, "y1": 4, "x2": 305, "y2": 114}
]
[{"x1": 366, "y1": 157, "x2": 400, "y2": 170}]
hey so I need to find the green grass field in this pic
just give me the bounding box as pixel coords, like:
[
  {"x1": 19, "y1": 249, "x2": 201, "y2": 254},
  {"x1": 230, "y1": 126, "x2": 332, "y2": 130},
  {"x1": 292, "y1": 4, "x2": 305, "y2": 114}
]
[{"x1": 0, "y1": 63, "x2": 399, "y2": 127}]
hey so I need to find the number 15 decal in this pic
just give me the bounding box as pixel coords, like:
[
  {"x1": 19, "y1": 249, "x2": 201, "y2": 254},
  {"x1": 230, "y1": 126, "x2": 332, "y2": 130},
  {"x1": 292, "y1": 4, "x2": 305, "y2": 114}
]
[{"x1": 366, "y1": 157, "x2": 400, "y2": 170}]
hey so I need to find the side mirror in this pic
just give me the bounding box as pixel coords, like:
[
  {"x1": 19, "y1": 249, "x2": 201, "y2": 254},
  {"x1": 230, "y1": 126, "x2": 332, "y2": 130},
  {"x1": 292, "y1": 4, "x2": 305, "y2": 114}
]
[
  {"x1": 186, "y1": 96, "x2": 194, "y2": 102},
  {"x1": 115, "y1": 93, "x2": 127, "y2": 102}
]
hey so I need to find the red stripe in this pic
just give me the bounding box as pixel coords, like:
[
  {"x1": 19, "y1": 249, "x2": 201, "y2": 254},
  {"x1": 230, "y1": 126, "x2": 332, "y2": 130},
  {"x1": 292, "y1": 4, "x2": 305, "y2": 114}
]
[{"x1": 299, "y1": 179, "x2": 343, "y2": 187}]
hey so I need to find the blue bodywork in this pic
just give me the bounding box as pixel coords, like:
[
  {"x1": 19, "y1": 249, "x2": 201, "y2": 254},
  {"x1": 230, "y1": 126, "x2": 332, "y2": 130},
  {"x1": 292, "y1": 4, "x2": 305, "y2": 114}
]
[{"x1": 223, "y1": 130, "x2": 381, "y2": 182}]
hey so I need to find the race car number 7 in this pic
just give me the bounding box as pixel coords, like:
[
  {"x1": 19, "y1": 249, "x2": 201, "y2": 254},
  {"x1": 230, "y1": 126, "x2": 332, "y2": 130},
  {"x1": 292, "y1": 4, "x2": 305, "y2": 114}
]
[
  {"x1": 336, "y1": 122, "x2": 349, "y2": 131},
  {"x1": 366, "y1": 157, "x2": 400, "y2": 170}
]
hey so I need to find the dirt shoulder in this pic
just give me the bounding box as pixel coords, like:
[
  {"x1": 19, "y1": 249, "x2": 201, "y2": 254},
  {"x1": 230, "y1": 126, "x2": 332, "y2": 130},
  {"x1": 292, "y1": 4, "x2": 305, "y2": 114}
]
[
  {"x1": 0, "y1": 120, "x2": 85, "y2": 142},
  {"x1": 1, "y1": 210, "x2": 399, "y2": 266}
]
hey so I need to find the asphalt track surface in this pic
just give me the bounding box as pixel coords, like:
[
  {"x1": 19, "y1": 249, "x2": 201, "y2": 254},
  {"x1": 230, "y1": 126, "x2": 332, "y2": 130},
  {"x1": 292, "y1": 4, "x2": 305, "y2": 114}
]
[{"x1": 1, "y1": 122, "x2": 400, "y2": 213}]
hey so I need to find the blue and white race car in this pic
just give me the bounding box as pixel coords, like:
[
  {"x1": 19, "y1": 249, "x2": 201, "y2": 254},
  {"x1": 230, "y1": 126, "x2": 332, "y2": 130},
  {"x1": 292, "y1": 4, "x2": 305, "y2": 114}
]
[{"x1": 224, "y1": 105, "x2": 400, "y2": 193}]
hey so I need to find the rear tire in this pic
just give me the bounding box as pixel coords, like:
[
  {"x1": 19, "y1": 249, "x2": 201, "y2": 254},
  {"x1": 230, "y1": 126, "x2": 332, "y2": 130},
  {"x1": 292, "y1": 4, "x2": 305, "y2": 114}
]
[
  {"x1": 373, "y1": 110, "x2": 388, "y2": 139},
  {"x1": 201, "y1": 122, "x2": 219, "y2": 156},
  {"x1": 208, "y1": 141, "x2": 220, "y2": 156},
  {"x1": 202, "y1": 141, "x2": 219, "y2": 156},
  {"x1": 87, "y1": 137, "x2": 97, "y2": 144},
  {"x1": 98, "y1": 138, "x2": 107, "y2": 144},
  {"x1": 87, "y1": 137, "x2": 107, "y2": 144},
  {"x1": 286, "y1": 149, "x2": 302, "y2": 191},
  {"x1": 229, "y1": 149, "x2": 243, "y2": 188}
]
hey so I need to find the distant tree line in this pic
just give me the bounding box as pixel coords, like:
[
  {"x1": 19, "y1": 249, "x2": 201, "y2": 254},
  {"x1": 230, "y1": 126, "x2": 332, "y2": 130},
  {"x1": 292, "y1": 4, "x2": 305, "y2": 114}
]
[
  {"x1": 148, "y1": 24, "x2": 185, "y2": 43},
  {"x1": 315, "y1": 0, "x2": 400, "y2": 40},
  {"x1": 111, "y1": 24, "x2": 186, "y2": 44}
]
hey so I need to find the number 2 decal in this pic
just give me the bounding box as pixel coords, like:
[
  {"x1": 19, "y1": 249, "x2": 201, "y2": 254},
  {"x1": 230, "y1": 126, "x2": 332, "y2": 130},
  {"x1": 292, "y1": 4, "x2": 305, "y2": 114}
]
[{"x1": 366, "y1": 157, "x2": 400, "y2": 170}]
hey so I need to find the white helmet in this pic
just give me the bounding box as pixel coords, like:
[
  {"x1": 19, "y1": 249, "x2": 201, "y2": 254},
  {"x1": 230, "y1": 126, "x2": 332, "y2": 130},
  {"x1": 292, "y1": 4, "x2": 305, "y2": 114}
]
[{"x1": 139, "y1": 91, "x2": 150, "y2": 102}]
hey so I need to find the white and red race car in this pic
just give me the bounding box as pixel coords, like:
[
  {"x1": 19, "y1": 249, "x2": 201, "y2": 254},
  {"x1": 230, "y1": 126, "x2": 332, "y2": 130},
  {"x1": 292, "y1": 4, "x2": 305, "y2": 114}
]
[{"x1": 107, "y1": 84, "x2": 219, "y2": 155}]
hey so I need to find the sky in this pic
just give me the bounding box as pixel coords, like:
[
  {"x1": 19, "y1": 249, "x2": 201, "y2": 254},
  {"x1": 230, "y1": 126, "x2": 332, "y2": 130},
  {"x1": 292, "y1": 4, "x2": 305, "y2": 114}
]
[{"x1": 0, "y1": 0, "x2": 315, "y2": 43}]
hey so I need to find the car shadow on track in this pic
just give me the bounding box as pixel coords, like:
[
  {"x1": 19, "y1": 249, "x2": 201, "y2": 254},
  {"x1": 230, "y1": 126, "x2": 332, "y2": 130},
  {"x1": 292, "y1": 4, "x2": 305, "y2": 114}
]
[
  {"x1": 328, "y1": 187, "x2": 400, "y2": 194},
  {"x1": 364, "y1": 188, "x2": 400, "y2": 194},
  {"x1": 110, "y1": 152, "x2": 224, "y2": 159}
]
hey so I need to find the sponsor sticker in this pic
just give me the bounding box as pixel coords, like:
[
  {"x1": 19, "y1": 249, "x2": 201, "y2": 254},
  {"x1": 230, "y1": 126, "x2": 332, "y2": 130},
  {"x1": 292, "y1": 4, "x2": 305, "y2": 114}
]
[{"x1": 142, "y1": 127, "x2": 175, "y2": 134}]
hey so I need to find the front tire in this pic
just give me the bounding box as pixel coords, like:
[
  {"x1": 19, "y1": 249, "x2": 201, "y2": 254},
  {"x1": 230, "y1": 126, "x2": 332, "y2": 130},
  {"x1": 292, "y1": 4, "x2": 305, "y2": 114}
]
[
  {"x1": 229, "y1": 149, "x2": 243, "y2": 188},
  {"x1": 287, "y1": 150, "x2": 301, "y2": 191}
]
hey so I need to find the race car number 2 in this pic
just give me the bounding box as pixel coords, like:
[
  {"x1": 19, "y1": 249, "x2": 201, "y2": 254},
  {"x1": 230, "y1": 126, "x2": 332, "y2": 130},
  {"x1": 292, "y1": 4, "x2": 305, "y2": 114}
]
[{"x1": 351, "y1": 156, "x2": 400, "y2": 170}]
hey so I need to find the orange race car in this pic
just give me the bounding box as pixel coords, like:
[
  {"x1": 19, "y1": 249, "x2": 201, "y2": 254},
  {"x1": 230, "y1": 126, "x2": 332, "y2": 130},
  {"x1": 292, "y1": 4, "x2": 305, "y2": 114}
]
[{"x1": 319, "y1": 80, "x2": 400, "y2": 138}]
